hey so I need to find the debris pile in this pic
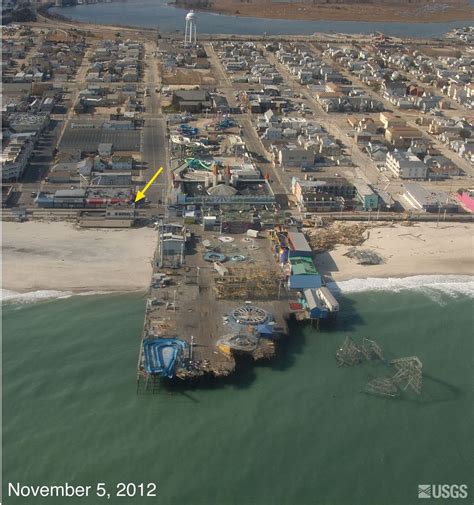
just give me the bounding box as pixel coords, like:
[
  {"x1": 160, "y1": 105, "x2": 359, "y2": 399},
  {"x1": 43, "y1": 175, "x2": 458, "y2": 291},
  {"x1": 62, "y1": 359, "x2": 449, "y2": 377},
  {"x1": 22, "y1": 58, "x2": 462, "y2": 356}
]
[
  {"x1": 303, "y1": 223, "x2": 368, "y2": 253},
  {"x1": 344, "y1": 247, "x2": 384, "y2": 265},
  {"x1": 214, "y1": 265, "x2": 284, "y2": 299},
  {"x1": 336, "y1": 337, "x2": 423, "y2": 398}
]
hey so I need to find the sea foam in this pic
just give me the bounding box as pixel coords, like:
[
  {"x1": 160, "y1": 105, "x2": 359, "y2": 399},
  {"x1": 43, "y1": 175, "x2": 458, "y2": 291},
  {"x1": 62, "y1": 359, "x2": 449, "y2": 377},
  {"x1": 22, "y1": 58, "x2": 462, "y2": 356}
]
[
  {"x1": 1, "y1": 289, "x2": 111, "y2": 304},
  {"x1": 327, "y1": 275, "x2": 474, "y2": 299},
  {"x1": 1, "y1": 289, "x2": 74, "y2": 303}
]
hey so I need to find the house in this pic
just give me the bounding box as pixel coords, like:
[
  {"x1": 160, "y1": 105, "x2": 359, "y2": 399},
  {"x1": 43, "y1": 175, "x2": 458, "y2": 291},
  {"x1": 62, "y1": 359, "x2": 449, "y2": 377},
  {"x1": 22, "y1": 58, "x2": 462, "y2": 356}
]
[
  {"x1": 424, "y1": 155, "x2": 462, "y2": 179},
  {"x1": 77, "y1": 158, "x2": 93, "y2": 176},
  {"x1": 382, "y1": 80, "x2": 407, "y2": 98},
  {"x1": 278, "y1": 148, "x2": 315, "y2": 168},
  {"x1": 262, "y1": 127, "x2": 282, "y2": 141},
  {"x1": 379, "y1": 112, "x2": 405, "y2": 129},
  {"x1": 365, "y1": 142, "x2": 388, "y2": 162},
  {"x1": 98, "y1": 143, "x2": 113, "y2": 157},
  {"x1": 385, "y1": 150, "x2": 427, "y2": 179},
  {"x1": 213, "y1": 95, "x2": 230, "y2": 114},
  {"x1": 171, "y1": 90, "x2": 212, "y2": 113},
  {"x1": 385, "y1": 125, "x2": 423, "y2": 148},
  {"x1": 317, "y1": 136, "x2": 342, "y2": 157},
  {"x1": 264, "y1": 109, "x2": 279, "y2": 124}
]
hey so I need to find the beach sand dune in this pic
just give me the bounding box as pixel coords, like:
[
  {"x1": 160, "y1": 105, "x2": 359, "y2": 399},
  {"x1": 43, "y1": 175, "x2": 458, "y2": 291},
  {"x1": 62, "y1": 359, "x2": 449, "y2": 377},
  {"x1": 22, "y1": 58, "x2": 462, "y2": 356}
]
[{"x1": 2, "y1": 221, "x2": 157, "y2": 293}]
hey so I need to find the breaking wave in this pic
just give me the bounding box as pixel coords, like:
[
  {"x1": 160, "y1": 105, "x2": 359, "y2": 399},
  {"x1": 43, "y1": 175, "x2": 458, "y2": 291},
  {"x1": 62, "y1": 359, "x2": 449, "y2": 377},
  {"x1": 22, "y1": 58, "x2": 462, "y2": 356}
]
[
  {"x1": 327, "y1": 275, "x2": 474, "y2": 299},
  {"x1": 1, "y1": 289, "x2": 111, "y2": 304}
]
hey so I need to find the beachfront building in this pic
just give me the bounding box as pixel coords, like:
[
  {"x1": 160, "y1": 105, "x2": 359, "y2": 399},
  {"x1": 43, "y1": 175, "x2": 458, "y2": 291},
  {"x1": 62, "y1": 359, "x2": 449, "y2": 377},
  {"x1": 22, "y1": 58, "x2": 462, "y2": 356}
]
[
  {"x1": 456, "y1": 190, "x2": 474, "y2": 213},
  {"x1": 287, "y1": 256, "x2": 322, "y2": 290},
  {"x1": 385, "y1": 150, "x2": 427, "y2": 179},
  {"x1": 287, "y1": 231, "x2": 312, "y2": 258},
  {"x1": 291, "y1": 176, "x2": 355, "y2": 212},
  {"x1": 403, "y1": 182, "x2": 459, "y2": 213},
  {"x1": 353, "y1": 180, "x2": 379, "y2": 210},
  {"x1": 0, "y1": 138, "x2": 34, "y2": 181}
]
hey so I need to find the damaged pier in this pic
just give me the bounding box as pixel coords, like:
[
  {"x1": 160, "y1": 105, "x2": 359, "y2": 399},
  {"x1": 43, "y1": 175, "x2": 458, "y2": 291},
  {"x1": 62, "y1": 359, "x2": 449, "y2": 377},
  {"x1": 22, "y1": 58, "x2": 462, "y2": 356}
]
[{"x1": 136, "y1": 223, "x2": 293, "y2": 390}]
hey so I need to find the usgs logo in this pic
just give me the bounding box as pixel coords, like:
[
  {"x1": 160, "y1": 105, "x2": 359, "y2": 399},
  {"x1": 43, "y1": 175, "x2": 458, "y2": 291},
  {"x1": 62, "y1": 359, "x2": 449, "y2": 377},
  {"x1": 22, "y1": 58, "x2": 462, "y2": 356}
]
[{"x1": 418, "y1": 484, "x2": 469, "y2": 499}]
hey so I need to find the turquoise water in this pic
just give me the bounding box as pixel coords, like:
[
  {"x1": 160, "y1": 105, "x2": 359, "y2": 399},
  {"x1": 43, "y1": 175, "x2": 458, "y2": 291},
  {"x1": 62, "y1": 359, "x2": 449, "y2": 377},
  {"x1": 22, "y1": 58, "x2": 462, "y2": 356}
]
[
  {"x1": 50, "y1": 0, "x2": 474, "y2": 37},
  {"x1": 2, "y1": 288, "x2": 473, "y2": 504}
]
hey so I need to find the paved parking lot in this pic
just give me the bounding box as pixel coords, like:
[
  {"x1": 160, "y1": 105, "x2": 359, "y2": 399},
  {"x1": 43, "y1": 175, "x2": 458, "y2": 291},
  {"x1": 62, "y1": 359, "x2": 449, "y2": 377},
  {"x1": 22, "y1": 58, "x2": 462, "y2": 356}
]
[{"x1": 60, "y1": 124, "x2": 141, "y2": 152}]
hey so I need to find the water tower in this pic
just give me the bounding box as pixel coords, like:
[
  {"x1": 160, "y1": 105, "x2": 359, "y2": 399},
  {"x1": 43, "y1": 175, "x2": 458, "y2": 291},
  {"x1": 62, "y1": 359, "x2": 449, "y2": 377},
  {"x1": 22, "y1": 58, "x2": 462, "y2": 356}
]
[{"x1": 184, "y1": 10, "x2": 197, "y2": 46}]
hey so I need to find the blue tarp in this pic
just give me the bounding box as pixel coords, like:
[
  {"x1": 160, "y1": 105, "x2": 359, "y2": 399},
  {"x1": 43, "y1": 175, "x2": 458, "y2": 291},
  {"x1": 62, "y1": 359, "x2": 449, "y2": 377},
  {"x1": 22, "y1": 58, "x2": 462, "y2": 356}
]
[{"x1": 256, "y1": 324, "x2": 275, "y2": 337}]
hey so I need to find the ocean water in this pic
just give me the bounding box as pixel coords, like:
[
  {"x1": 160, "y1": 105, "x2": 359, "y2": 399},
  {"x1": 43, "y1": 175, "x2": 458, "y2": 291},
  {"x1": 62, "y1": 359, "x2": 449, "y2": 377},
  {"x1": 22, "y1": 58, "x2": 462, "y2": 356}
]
[
  {"x1": 2, "y1": 279, "x2": 473, "y2": 505},
  {"x1": 49, "y1": 0, "x2": 474, "y2": 37}
]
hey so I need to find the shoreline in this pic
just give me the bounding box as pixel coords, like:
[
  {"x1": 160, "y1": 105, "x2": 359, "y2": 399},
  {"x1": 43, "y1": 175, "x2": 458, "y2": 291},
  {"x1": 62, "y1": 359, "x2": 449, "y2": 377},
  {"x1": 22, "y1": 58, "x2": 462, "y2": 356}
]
[
  {"x1": 313, "y1": 222, "x2": 474, "y2": 283},
  {"x1": 172, "y1": 1, "x2": 473, "y2": 24},
  {"x1": 43, "y1": 4, "x2": 474, "y2": 29},
  {"x1": 2, "y1": 221, "x2": 473, "y2": 297},
  {"x1": 3, "y1": 274, "x2": 473, "y2": 303}
]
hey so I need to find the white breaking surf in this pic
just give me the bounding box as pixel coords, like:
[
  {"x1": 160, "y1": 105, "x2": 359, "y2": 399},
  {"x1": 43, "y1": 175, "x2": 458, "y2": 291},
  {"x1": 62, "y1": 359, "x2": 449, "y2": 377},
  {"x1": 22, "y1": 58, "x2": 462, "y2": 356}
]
[{"x1": 327, "y1": 275, "x2": 474, "y2": 298}]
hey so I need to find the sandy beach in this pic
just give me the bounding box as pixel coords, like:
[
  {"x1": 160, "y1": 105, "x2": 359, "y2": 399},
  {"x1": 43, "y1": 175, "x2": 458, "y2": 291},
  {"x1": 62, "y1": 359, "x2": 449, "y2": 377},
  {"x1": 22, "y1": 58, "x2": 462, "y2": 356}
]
[
  {"x1": 2, "y1": 221, "x2": 157, "y2": 293},
  {"x1": 2, "y1": 220, "x2": 473, "y2": 294},
  {"x1": 314, "y1": 222, "x2": 474, "y2": 282}
]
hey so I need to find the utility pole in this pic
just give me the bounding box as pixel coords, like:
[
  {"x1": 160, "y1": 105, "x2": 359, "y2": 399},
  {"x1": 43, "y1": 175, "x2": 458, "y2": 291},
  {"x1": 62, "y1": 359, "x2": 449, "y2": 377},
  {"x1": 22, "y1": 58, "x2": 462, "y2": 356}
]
[{"x1": 159, "y1": 218, "x2": 164, "y2": 267}]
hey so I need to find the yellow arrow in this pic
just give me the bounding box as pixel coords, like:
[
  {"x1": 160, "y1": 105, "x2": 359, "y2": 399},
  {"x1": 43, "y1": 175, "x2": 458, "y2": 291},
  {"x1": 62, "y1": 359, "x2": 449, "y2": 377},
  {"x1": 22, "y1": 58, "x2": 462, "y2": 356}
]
[{"x1": 135, "y1": 166, "x2": 164, "y2": 203}]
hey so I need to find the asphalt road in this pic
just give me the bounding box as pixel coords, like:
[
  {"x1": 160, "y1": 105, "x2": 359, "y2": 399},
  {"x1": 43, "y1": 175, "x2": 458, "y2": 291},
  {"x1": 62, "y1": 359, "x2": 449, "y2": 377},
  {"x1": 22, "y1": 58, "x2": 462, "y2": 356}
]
[
  {"x1": 139, "y1": 41, "x2": 169, "y2": 211},
  {"x1": 205, "y1": 42, "x2": 290, "y2": 208}
]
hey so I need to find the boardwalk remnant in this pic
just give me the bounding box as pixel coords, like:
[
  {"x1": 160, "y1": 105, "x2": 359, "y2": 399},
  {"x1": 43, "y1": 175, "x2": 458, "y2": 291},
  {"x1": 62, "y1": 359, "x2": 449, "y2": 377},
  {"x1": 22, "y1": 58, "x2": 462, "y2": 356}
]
[
  {"x1": 390, "y1": 356, "x2": 423, "y2": 395},
  {"x1": 336, "y1": 336, "x2": 362, "y2": 367},
  {"x1": 336, "y1": 337, "x2": 423, "y2": 398}
]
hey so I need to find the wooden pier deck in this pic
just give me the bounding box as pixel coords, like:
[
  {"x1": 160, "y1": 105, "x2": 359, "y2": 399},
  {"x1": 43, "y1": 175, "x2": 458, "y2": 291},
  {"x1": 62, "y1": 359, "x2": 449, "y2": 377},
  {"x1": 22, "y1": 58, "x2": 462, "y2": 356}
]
[{"x1": 137, "y1": 225, "x2": 291, "y2": 386}]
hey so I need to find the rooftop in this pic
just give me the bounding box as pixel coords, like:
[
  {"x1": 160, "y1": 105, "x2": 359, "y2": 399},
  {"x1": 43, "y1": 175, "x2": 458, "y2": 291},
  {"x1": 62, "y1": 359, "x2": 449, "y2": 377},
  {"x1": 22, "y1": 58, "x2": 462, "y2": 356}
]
[{"x1": 289, "y1": 256, "x2": 318, "y2": 276}]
